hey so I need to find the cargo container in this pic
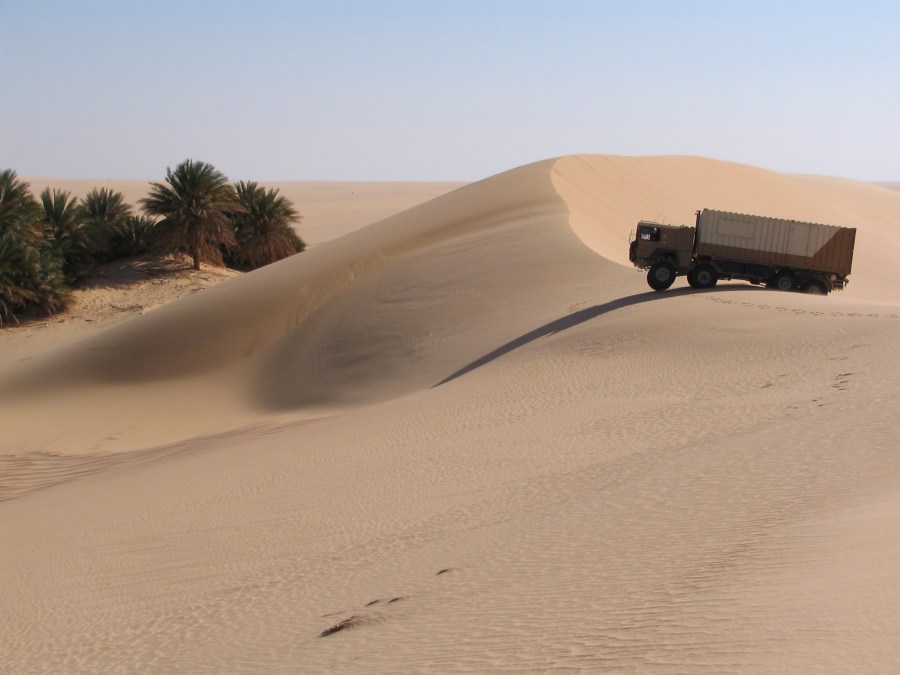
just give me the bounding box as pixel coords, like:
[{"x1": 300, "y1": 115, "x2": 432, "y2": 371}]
[{"x1": 628, "y1": 209, "x2": 856, "y2": 294}]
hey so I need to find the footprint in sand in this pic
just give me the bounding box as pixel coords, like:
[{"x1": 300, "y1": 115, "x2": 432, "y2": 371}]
[
  {"x1": 318, "y1": 569, "x2": 461, "y2": 637},
  {"x1": 319, "y1": 615, "x2": 369, "y2": 638}
]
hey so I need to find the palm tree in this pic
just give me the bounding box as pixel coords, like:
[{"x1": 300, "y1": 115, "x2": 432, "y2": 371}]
[
  {"x1": 77, "y1": 187, "x2": 133, "y2": 260},
  {"x1": 27, "y1": 244, "x2": 70, "y2": 317},
  {"x1": 0, "y1": 233, "x2": 39, "y2": 323},
  {"x1": 0, "y1": 169, "x2": 42, "y2": 247},
  {"x1": 140, "y1": 159, "x2": 240, "y2": 270},
  {"x1": 1, "y1": 171, "x2": 40, "y2": 322},
  {"x1": 40, "y1": 188, "x2": 92, "y2": 282},
  {"x1": 0, "y1": 172, "x2": 69, "y2": 323},
  {"x1": 229, "y1": 181, "x2": 305, "y2": 270}
]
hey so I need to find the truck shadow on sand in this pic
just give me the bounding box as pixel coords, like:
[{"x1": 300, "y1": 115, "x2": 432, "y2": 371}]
[{"x1": 435, "y1": 285, "x2": 764, "y2": 386}]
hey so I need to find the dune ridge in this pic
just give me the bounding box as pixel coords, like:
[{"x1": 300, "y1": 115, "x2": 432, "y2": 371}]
[{"x1": 2, "y1": 155, "x2": 900, "y2": 672}]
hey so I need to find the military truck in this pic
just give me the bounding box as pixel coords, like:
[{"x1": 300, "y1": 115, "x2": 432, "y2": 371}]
[{"x1": 628, "y1": 209, "x2": 856, "y2": 294}]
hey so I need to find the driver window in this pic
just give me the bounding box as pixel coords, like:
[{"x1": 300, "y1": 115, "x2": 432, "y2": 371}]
[{"x1": 640, "y1": 226, "x2": 660, "y2": 241}]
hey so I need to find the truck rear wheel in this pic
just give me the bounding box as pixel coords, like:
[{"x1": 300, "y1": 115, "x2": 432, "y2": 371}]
[
  {"x1": 687, "y1": 264, "x2": 718, "y2": 289},
  {"x1": 801, "y1": 279, "x2": 828, "y2": 295},
  {"x1": 647, "y1": 261, "x2": 676, "y2": 291},
  {"x1": 769, "y1": 270, "x2": 796, "y2": 292}
]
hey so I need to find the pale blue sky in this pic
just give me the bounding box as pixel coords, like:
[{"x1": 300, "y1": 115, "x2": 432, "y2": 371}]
[{"x1": 2, "y1": 0, "x2": 898, "y2": 181}]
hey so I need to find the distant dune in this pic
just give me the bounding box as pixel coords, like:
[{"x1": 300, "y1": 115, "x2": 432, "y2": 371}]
[
  {"x1": 23, "y1": 177, "x2": 464, "y2": 248},
  {"x1": 2, "y1": 155, "x2": 900, "y2": 672}
]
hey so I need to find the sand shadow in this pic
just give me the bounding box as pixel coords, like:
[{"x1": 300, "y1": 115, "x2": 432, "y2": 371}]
[
  {"x1": 435, "y1": 284, "x2": 763, "y2": 386},
  {"x1": 76, "y1": 254, "x2": 230, "y2": 290}
]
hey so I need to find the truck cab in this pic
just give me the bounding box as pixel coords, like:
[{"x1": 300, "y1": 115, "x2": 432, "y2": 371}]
[{"x1": 629, "y1": 222, "x2": 696, "y2": 289}]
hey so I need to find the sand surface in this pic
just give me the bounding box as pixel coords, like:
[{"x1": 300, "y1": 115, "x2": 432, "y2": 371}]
[{"x1": 2, "y1": 155, "x2": 899, "y2": 672}]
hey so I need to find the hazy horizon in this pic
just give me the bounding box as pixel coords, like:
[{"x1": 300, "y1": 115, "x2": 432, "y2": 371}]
[{"x1": 3, "y1": 0, "x2": 898, "y2": 182}]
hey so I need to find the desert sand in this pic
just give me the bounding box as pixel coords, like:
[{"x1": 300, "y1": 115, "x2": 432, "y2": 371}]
[{"x1": 2, "y1": 155, "x2": 899, "y2": 672}]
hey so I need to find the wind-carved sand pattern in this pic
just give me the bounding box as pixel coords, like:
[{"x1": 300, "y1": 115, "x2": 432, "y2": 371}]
[
  {"x1": 0, "y1": 449, "x2": 168, "y2": 502},
  {"x1": 2, "y1": 155, "x2": 900, "y2": 672},
  {"x1": 0, "y1": 419, "x2": 319, "y2": 502}
]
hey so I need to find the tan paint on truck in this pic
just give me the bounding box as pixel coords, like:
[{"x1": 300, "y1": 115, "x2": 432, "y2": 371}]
[{"x1": 696, "y1": 210, "x2": 856, "y2": 276}]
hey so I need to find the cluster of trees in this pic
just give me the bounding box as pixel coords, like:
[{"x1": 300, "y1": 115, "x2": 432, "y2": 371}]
[{"x1": 0, "y1": 159, "x2": 304, "y2": 325}]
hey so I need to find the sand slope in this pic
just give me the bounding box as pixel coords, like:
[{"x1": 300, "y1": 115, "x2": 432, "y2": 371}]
[{"x1": 2, "y1": 156, "x2": 900, "y2": 672}]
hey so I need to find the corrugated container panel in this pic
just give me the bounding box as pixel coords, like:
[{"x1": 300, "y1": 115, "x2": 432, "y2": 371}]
[{"x1": 696, "y1": 210, "x2": 855, "y2": 276}]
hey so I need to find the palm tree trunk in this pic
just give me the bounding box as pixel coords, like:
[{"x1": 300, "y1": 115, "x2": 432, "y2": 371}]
[{"x1": 192, "y1": 225, "x2": 201, "y2": 270}]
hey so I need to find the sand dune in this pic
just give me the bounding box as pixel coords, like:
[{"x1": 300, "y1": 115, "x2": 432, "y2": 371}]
[{"x1": 2, "y1": 155, "x2": 900, "y2": 671}]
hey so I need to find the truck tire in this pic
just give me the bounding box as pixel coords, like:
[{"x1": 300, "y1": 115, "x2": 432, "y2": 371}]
[
  {"x1": 801, "y1": 279, "x2": 828, "y2": 295},
  {"x1": 647, "y1": 261, "x2": 676, "y2": 291},
  {"x1": 769, "y1": 270, "x2": 796, "y2": 292},
  {"x1": 687, "y1": 264, "x2": 718, "y2": 289}
]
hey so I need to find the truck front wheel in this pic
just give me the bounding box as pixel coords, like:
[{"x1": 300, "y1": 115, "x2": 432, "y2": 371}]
[
  {"x1": 687, "y1": 264, "x2": 718, "y2": 289},
  {"x1": 801, "y1": 279, "x2": 828, "y2": 295},
  {"x1": 647, "y1": 261, "x2": 677, "y2": 291}
]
